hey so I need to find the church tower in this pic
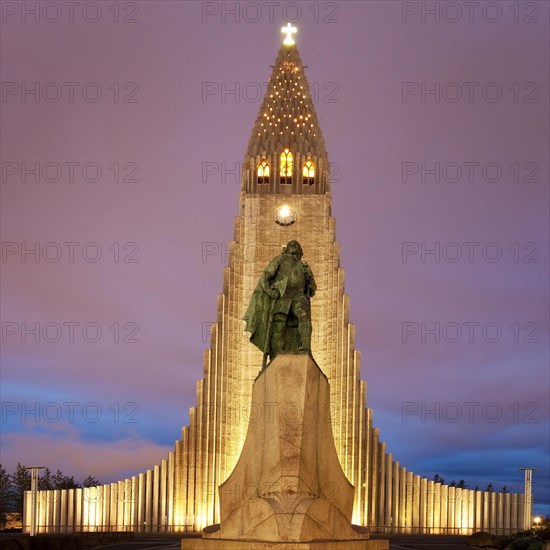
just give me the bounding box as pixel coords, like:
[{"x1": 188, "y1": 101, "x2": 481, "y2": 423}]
[
  {"x1": 174, "y1": 25, "x2": 370, "y2": 528},
  {"x1": 24, "y1": 27, "x2": 527, "y2": 537}
]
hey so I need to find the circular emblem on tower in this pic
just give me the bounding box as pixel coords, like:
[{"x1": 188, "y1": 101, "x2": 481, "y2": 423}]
[{"x1": 274, "y1": 204, "x2": 297, "y2": 226}]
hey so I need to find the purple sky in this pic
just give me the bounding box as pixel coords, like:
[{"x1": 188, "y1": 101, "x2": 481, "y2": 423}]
[{"x1": 1, "y1": 1, "x2": 548, "y2": 516}]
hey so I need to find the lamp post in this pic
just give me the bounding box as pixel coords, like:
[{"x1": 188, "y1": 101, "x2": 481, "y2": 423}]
[
  {"x1": 518, "y1": 468, "x2": 538, "y2": 531},
  {"x1": 25, "y1": 466, "x2": 45, "y2": 536}
]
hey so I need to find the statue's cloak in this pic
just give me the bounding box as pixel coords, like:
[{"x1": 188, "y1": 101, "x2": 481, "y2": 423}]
[
  {"x1": 243, "y1": 282, "x2": 272, "y2": 354},
  {"x1": 243, "y1": 276, "x2": 287, "y2": 355}
]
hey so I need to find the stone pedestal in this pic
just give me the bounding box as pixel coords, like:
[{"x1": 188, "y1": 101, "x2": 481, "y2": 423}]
[{"x1": 181, "y1": 355, "x2": 388, "y2": 549}]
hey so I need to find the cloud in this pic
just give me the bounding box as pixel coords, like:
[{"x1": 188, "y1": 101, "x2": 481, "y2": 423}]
[{"x1": 0, "y1": 423, "x2": 172, "y2": 484}]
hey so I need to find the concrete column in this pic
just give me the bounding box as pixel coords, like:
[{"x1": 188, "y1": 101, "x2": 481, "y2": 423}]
[
  {"x1": 412, "y1": 475, "x2": 420, "y2": 533},
  {"x1": 384, "y1": 453, "x2": 392, "y2": 531},
  {"x1": 518, "y1": 494, "x2": 525, "y2": 533},
  {"x1": 52, "y1": 490, "x2": 60, "y2": 533},
  {"x1": 377, "y1": 442, "x2": 386, "y2": 530},
  {"x1": 145, "y1": 469, "x2": 153, "y2": 531},
  {"x1": 454, "y1": 488, "x2": 462, "y2": 534},
  {"x1": 398, "y1": 467, "x2": 406, "y2": 533},
  {"x1": 60, "y1": 490, "x2": 67, "y2": 533},
  {"x1": 23, "y1": 491, "x2": 30, "y2": 533},
  {"x1": 391, "y1": 461, "x2": 400, "y2": 533},
  {"x1": 496, "y1": 492, "x2": 504, "y2": 535},
  {"x1": 132, "y1": 476, "x2": 139, "y2": 529},
  {"x1": 123, "y1": 479, "x2": 132, "y2": 530},
  {"x1": 419, "y1": 477, "x2": 428, "y2": 533},
  {"x1": 405, "y1": 471, "x2": 413, "y2": 533},
  {"x1": 466, "y1": 489, "x2": 475, "y2": 535},
  {"x1": 95, "y1": 486, "x2": 102, "y2": 530},
  {"x1": 160, "y1": 459, "x2": 168, "y2": 532},
  {"x1": 433, "y1": 482, "x2": 441, "y2": 533},
  {"x1": 194, "y1": 380, "x2": 205, "y2": 530},
  {"x1": 188, "y1": 408, "x2": 197, "y2": 531},
  {"x1": 102, "y1": 484, "x2": 110, "y2": 532},
  {"x1": 369, "y1": 427, "x2": 379, "y2": 528},
  {"x1": 363, "y1": 408, "x2": 372, "y2": 527},
  {"x1": 75, "y1": 488, "x2": 83, "y2": 531},
  {"x1": 138, "y1": 473, "x2": 146, "y2": 532},
  {"x1": 153, "y1": 464, "x2": 160, "y2": 531},
  {"x1": 67, "y1": 489, "x2": 75, "y2": 533},
  {"x1": 182, "y1": 426, "x2": 192, "y2": 531},
  {"x1": 460, "y1": 488, "x2": 469, "y2": 534},
  {"x1": 519, "y1": 469, "x2": 535, "y2": 530},
  {"x1": 167, "y1": 451, "x2": 175, "y2": 530},
  {"x1": 354, "y1": 391, "x2": 365, "y2": 526},
  {"x1": 490, "y1": 492, "x2": 497, "y2": 533},
  {"x1": 503, "y1": 492, "x2": 511, "y2": 534},
  {"x1": 82, "y1": 488, "x2": 89, "y2": 532},
  {"x1": 117, "y1": 481, "x2": 125, "y2": 530},
  {"x1": 47, "y1": 490, "x2": 54, "y2": 532},
  {"x1": 37, "y1": 490, "x2": 46, "y2": 533},
  {"x1": 440, "y1": 484, "x2": 448, "y2": 534},
  {"x1": 109, "y1": 483, "x2": 117, "y2": 531},
  {"x1": 474, "y1": 491, "x2": 482, "y2": 532},
  {"x1": 426, "y1": 480, "x2": 434, "y2": 533},
  {"x1": 482, "y1": 490, "x2": 489, "y2": 532},
  {"x1": 511, "y1": 493, "x2": 518, "y2": 532},
  {"x1": 447, "y1": 486, "x2": 455, "y2": 534}
]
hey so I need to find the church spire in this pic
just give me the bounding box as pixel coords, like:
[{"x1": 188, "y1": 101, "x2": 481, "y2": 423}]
[{"x1": 242, "y1": 26, "x2": 330, "y2": 195}]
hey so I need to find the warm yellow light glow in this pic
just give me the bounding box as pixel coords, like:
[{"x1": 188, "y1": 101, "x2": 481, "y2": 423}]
[
  {"x1": 303, "y1": 159, "x2": 315, "y2": 179},
  {"x1": 257, "y1": 158, "x2": 270, "y2": 183},
  {"x1": 534, "y1": 516, "x2": 542, "y2": 526},
  {"x1": 280, "y1": 148, "x2": 293, "y2": 178},
  {"x1": 279, "y1": 204, "x2": 290, "y2": 217},
  {"x1": 281, "y1": 22, "x2": 297, "y2": 45}
]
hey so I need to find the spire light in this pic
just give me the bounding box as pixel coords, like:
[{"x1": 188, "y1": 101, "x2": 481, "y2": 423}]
[{"x1": 281, "y1": 22, "x2": 297, "y2": 45}]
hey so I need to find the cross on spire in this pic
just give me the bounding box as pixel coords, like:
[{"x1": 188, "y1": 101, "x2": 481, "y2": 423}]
[{"x1": 281, "y1": 22, "x2": 297, "y2": 45}]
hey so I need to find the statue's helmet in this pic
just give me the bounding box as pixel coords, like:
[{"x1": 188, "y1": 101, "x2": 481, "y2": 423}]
[{"x1": 284, "y1": 240, "x2": 303, "y2": 257}]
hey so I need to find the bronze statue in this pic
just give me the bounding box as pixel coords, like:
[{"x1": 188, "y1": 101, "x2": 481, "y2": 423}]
[{"x1": 244, "y1": 240, "x2": 316, "y2": 368}]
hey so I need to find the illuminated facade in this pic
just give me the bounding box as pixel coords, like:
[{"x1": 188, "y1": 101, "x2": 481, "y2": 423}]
[{"x1": 24, "y1": 34, "x2": 528, "y2": 536}]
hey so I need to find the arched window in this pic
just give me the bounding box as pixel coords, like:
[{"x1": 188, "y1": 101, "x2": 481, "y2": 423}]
[
  {"x1": 257, "y1": 158, "x2": 270, "y2": 184},
  {"x1": 303, "y1": 159, "x2": 315, "y2": 185},
  {"x1": 279, "y1": 148, "x2": 293, "y2": 184}
]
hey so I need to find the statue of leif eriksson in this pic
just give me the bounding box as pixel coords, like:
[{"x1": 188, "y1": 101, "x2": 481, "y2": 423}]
[{"x1": 243, "y1": 240, "x2": 316, "y2": 369}]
